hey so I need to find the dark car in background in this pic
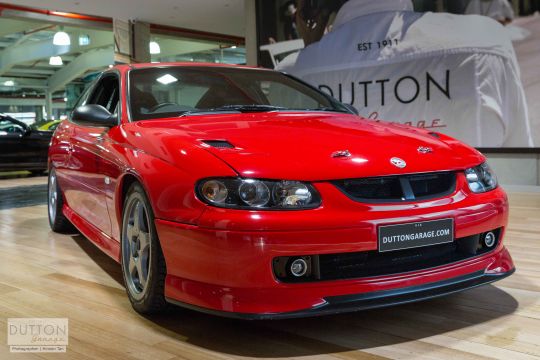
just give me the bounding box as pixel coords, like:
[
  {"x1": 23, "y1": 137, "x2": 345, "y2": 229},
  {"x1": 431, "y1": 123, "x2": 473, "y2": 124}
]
[{"x1": 0, "y1": 114, "x2": 53, "y2": 174}]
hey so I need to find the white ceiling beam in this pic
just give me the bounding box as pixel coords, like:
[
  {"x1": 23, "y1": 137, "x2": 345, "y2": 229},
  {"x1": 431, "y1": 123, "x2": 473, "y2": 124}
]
[
  {"x1": 8, "y1": 68, "x2": 56, "y2": 75},
  {"x1": 48, "y1": 48, "x2": 113, "y2": 92},
  {"x1": 0, "y1": 39, "x2": 68, "y2": 76}
]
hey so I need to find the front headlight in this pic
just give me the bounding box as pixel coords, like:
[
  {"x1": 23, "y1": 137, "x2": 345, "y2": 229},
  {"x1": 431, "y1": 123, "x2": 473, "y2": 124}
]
[
  {"x1": 465, "y1": 162, "x2": 498, "y2": 193},
  {"x1": 196, "y1": 178, "x2": 321, "y2": 209}
]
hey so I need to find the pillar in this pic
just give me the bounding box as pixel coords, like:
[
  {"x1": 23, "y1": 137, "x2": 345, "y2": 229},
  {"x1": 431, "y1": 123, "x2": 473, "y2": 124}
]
[
  {"x1": 244, "y1": 0, "x2": 258, "y2": 66},
  {"x1": 45, "y1": 90, "x2": 53, "y2": 120},
  {"x1": 113, "y1": 18, "x2": 150, "y2": 64}
]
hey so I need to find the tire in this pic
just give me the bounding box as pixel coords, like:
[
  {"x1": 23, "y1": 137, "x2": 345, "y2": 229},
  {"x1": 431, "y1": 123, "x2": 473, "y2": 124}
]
[
  {"x1": 48, "y1": 168, "x2": 76, "y2": 233},
  {"x1": 121, "y1": 182, "x2": 167, "y2": 314}
]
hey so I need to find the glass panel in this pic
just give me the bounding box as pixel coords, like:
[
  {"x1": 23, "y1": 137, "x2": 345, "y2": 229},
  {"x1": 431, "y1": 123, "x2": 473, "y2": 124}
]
[{"x1": 129, "y1": 66, "x2": 344, "y2": 120}]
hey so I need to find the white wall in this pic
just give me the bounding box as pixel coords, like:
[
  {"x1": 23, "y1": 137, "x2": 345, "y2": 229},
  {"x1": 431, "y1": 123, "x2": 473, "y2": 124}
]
[{"x1": 486, "y1": 153, "x2": 540, "y2": 186}]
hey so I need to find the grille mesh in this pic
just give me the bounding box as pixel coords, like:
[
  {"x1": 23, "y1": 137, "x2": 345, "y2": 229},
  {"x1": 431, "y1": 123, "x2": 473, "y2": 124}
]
[{"x1": 333, "y1": 172, "x2": 456, "y2": 203}]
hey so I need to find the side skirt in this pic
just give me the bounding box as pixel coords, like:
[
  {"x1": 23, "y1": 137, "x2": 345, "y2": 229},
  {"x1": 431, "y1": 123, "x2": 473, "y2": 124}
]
[{"x1": 63, "y1": 204, "x2": 121, "y2": 262}]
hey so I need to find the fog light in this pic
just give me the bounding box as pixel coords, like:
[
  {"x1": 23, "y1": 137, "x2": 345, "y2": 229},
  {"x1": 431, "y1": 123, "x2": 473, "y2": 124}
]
[
  {"x1": 484, "y1": 232, "x2": 496, "y2": 248},
  {"x1": 290, "y1": 258, "x2": 308, "y2": 277}
]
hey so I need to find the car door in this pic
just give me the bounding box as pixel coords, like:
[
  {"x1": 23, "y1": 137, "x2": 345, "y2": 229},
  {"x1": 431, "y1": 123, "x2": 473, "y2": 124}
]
[
  {"x1": 24, "y1": 128, "x2": 53, "y2": 171},
  {"x1": 65, "y1": 73, "x2": 120, "y2": 236},
  {"x1": 0, "y1": 116, "x2": 50, "y2": 171}
]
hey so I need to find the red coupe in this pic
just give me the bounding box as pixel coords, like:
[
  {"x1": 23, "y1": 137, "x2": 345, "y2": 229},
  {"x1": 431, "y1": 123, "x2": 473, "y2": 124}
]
[{"x1": 48, "y1": 63, "x2": 514, "y2": 319}]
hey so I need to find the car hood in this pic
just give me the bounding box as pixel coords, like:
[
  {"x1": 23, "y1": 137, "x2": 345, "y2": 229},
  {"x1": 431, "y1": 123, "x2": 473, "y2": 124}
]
[{"x1": 131, "y1": 112, "x2": 484, "y2": 181}]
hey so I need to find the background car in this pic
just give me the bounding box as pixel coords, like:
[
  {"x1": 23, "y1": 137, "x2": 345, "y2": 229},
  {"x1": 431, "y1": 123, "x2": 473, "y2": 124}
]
[
  {"x1": 36, "y1": 120, "x2": 62, "y2": 132},
  {"x1": 0, "y1": 114, "x2": 53, "y2": 174}
]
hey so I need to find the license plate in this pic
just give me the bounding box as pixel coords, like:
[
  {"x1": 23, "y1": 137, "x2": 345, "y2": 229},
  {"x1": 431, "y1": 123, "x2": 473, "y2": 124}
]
[{"x1": 378, "y1": 218, "x2": 454, "y2": 252}]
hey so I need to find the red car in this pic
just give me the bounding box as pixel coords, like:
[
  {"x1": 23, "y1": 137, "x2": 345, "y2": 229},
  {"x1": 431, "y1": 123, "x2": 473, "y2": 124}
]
[{"x1": 48, "y1": 63, "x2": 514, "y2": 319}]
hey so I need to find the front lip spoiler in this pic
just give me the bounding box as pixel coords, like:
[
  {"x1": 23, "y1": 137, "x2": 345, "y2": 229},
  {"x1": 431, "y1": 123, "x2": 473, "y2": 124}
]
[{"x1": 165, "y1": 268, "x2": 515, "y2": 320}]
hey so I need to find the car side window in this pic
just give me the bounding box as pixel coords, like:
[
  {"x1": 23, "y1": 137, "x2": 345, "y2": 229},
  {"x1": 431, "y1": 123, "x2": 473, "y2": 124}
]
[
  {"x1": 72, "y1": 80, "x2": 95, "y2": 110},
  {"x1": 87, "y1": 74, "x2": 120, "y2": 118}
]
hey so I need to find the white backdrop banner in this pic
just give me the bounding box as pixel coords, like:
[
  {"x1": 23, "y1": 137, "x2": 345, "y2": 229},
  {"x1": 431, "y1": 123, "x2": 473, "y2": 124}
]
[{"x1": 275, "y1": 1, "x2": 535, "y2": 147}]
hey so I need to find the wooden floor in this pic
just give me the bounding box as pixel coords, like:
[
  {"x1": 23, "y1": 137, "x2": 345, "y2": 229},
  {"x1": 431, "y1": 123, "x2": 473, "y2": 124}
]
[{"x1": 0, "y1": 190, "x2": 538, "y2": 360}]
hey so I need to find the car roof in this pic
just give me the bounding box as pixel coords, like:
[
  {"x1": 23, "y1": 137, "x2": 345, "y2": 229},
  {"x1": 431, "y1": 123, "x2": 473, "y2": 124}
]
[{"x1": 115, "y1": 62, "x2": 269, "y2": 72}]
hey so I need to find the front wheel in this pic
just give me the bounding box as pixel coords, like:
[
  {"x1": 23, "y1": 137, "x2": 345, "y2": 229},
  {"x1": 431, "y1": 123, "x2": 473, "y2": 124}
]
[{"x1": 121, "y1": 182, "x2": 167, "y2": 314}]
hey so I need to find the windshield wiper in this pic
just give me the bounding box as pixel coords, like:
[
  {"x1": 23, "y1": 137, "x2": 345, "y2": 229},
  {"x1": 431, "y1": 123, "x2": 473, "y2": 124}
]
[
  {"x1": 301, "y1": 107, "x2": 349, "y2": 113},
  {"x1": 211, "y1": 105, "x2": 288, "y2": 112},
  {"x1": 179, "y1": 105, "x2": 288, "y2": 117},
  {"x1": 178, "y1": 105, "x2": 347, "y2": 117}
]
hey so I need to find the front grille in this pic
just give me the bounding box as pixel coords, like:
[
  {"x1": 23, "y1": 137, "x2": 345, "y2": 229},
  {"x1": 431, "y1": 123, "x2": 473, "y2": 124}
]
[
  {"x1": 273, "y1": 229, "x2": 501, "y2": 283},
  {"x1": 333, "y1": 171, "x2": 456, "y2": 203}
]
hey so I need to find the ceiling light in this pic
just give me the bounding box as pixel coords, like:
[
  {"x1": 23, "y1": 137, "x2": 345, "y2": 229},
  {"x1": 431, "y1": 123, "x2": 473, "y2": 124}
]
[
  {"x1": 53, "y1": 29, "x2": 70, "y2": 46},
  {"x1": 49, "y1": 56, "x2": 63, "y2": 66},
  {"x1": 149, "y1": 41, "x2": 161, "y2": 55},
  {"x1": 3, "y1": 80, "x2": 15, "y2": 86},
  {"x1": 231, "y1": 45, "x2": 237, "y2": 49},
  {"x1": 156, "y1": 74, "x2": 177, "y2": 85},
  {"x1": 78, "y1": 34, "x2": 90, "y2": 46},
  {"x1": 64, "y1": 97, "x2": 68, "y2": 102}
]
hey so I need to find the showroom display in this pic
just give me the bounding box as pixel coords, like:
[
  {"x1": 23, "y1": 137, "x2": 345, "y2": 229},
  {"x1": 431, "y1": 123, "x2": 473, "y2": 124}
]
[
  {"x1": 48, "y1": 63, "x2": 514, "y2": 319},
  {"x1": 258, "y1": 0, "x2": 536, "y2": 148}
]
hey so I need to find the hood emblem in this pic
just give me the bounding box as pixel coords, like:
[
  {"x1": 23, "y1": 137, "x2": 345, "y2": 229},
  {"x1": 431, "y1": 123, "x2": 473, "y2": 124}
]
[
  {"x1": 331, "y1": 150, "x2": 351, "y2": 158},
  {"x1": 418, "y1": 146, "x2": 433, "y2": 154},
  {"x1": 390, "y1": 157, "x2": 407, "y2": 168}
]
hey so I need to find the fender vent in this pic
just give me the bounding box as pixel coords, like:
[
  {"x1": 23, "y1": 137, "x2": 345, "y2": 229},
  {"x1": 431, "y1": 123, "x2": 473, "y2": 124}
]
[{"x1": 202, "y1": 140, "x2": 235, "y2": 149}]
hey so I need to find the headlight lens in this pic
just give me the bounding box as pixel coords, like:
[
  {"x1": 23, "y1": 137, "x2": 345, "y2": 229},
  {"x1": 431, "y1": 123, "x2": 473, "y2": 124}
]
[
  {"x1": 465, "y1": 162, "x2": 498, "y2": 193},
  {"x1": 273, "y1": 181, "x2": 312, "y2": 207},
  {"x1": 197, "y1": 178, "x2": 321, "y2": 209},
  {"x1": 200, "y1": 180, "x2": 228, "y2": 203},
  {"x1": 238, "y1": 180, "x2": 270, "y2": 207}
]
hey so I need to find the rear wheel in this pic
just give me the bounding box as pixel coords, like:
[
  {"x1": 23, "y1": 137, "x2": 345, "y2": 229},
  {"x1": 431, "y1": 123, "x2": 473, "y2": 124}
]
[
  {"x1": 48, "y1": 168, "x2": 75, "y2": 233},
  {"x1": 121, "y1": 182, "x2": 167, "y2": 314}
]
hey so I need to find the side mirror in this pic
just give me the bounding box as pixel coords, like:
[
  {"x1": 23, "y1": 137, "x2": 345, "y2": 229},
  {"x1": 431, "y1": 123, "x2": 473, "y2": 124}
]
[
  {"x1": 72, "y1": 104, "x2": 117, "y2": 128},
  {"x1": 342, "y1": 103, "x2": 359, "y2": 115}
]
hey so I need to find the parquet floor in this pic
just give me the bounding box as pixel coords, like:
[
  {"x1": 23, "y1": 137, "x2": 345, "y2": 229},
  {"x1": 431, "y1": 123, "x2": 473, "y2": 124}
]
[{"x1": 0, "y1": 188, "x2": 538, "y2": 359}]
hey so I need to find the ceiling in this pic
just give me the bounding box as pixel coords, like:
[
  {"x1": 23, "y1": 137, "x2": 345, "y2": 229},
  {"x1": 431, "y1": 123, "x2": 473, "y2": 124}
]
[
  {"x1": 0, "y1": 0, "x2": 245, "y2": 36},
  {"x1": 0, "y1": 0, "x2": 247, "y2": 111},
  {"x1": 0, "y1": 15, "x2": 246, "y2": 103},
  {"x1": 0, "y1": 18, "x2": 113, "y2": 99}
]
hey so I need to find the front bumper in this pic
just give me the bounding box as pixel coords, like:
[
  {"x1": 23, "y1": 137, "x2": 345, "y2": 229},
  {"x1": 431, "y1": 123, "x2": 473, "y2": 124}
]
[
  {"x1": 166, "y1": 266, "x2": 514, "y2": 320},
  {"x1": 156, "y1": 185, "x2": 513, "y2": 317}
]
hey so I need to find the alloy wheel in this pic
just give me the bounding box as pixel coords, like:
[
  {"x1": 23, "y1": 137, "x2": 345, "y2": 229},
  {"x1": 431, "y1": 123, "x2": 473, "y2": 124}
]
[{"x1": 122, "y1": 198, "x2": 152, "y2": 300}]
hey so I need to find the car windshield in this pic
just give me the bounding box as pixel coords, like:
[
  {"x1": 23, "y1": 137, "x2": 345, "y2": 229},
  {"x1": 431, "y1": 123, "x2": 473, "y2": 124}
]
[
  {"x1": 0, "y1": 117, "x2": 25, "y2": 133},
  {"x1": 128, "y1": 66, "x2": 347, "y2": 121}
]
